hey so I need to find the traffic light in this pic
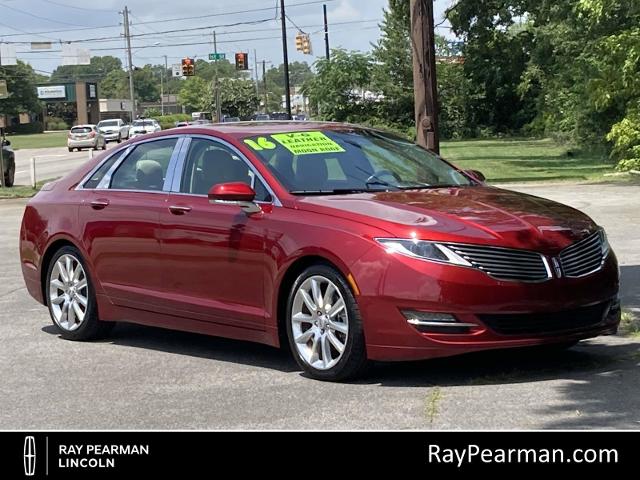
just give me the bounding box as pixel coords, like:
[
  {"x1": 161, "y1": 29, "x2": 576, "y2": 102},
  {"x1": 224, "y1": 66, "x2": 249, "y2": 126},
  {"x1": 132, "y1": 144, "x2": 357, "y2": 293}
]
[
  {"x1": 181, "y1": 57, "x2": 195, "y2": 76},
  {"x1": 301, "y1": 35, "x2": 312, "y2": 55},
  {"x1": 295, "y1": 32, "x2": 312, "y2": 55},
  {"x1": 295, "y1": 32, "x2": 305, "y2": 52},
  {"x1": 235, "y1": 52, "x2": 249, "y2": 70}
]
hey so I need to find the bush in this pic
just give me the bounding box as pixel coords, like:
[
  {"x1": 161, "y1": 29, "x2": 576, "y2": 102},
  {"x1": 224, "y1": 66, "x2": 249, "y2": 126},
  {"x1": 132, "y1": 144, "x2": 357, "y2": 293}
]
[
  {"x1": 45, "y1": 117, "x2": 69, "y2": 131},
  {"x1": 607, "y1": 110, "x2": 640, "y2": 171},
  {"x1": 148, "y1": 114, "x2": 191, "y2": 130},
  {"x1": 6, "y1": 121, "x2": 45, "y2": 134}
]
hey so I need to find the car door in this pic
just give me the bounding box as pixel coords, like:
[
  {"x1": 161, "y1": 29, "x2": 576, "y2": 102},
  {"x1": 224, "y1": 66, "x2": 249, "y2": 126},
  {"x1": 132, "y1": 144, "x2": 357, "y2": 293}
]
[
  {"x1": 158, "y1": 136, "x2": 276, "y2": 330},
  {"x1": 79, "y1": 136, "x2": 183, "y2": 310}
]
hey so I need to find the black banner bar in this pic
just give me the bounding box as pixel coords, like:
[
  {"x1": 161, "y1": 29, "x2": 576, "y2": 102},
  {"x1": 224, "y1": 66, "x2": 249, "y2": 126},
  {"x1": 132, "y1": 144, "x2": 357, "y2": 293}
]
[{"x1": 1, "y1": 431, "x2": 637, "y2": 477}]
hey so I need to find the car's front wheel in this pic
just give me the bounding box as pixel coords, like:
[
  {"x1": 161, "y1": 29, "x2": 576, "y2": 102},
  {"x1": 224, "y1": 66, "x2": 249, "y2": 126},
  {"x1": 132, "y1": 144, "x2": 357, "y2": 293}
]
[
  {"x1": 286, "y1": 264, "x2": 367, "y2": 381},
  {"x1": 4, "y1": 166, "x2": 14, "y2": 187},
  {"x1": 46, "y1": 246, "x2": 114, "y2": 341}
]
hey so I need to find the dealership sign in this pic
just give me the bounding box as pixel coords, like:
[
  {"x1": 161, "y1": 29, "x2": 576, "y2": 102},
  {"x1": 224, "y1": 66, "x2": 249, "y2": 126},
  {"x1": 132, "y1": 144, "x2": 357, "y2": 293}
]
[{"x1": 37, "y1": 85, "x2": 67, "y2": 100}]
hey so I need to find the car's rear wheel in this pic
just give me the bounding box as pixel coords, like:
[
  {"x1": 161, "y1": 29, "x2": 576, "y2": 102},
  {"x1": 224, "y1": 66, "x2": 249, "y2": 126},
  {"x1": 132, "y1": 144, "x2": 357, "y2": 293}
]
[
  {"x1": 46, "y1": 246, "x2": 114, "y2": 341},
  {"x1": 68, "y1": 147, "x2": 73, "y2": 152},
  {"x1": 286, "y1": 264, "x2": 367, "y2": 381}
]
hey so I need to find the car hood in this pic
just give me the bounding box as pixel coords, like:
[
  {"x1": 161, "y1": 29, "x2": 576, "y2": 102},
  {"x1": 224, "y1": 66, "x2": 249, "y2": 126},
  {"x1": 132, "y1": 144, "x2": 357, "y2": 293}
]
[
  {"x1": 99, "y1": 127, "x2": 119, "y2": 132},
  {"x1": 296, "y1": 186, "x2": 598, "y2": 253}
]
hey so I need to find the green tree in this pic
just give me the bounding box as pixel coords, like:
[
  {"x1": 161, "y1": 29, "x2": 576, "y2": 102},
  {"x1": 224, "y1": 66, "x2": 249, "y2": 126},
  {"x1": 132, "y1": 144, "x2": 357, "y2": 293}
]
[
  {"x1": 0, "y1": 61, "x2": 42, "y2": 116},
  {"x1": 216, "y1": 79, "x2": 259, "y2": 119},
  {"x1": 303, "y1": 49, "x2": 374, "y2": 122},
  {"x1": 371, "y1": 0, "x2": 414, "y2": 128},
  {"x1": 178, "y1": 76, "x2": 211, "y2": 112}
]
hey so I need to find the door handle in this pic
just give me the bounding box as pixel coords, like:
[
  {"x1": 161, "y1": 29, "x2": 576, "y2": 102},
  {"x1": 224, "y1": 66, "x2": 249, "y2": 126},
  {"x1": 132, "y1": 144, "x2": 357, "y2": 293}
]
[
  {"x1": 168, "y1": 205, "x2": 192, "y2": 215},
  {"x1": 90, "y1": 199, "x2": 110, "y2": 210}
]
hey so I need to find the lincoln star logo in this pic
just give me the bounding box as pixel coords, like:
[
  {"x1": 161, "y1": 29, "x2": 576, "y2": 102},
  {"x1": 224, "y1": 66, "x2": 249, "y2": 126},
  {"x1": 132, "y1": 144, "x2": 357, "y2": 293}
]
[
  {"x1": 24, "y1": 436, "x2": 36, "y2": 476},
  {"x1": 552, "y1": 257, "x2": 563, "y2": 278}
]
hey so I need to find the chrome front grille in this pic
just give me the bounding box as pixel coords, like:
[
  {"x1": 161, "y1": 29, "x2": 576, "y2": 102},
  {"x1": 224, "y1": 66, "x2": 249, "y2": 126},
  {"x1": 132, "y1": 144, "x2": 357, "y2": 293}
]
[
  {"x1": 559, "y1": 231, "x2": 604, "y2": 278},
  {"x1": 444, "y1": 244, "x2": 551, "y2": 282}
]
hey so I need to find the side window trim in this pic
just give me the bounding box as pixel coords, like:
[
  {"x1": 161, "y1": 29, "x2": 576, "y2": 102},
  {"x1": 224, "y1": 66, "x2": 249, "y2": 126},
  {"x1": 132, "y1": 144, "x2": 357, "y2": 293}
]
[
  {"x1": 171, "y1": 134, "x2": 282, "y2": 206},
  {"x1": 76, "y1": 145, "x2": 131, "y2": 190},
  {"x1": 96, "y1": 136, "x2": 185, "y2": 192}
]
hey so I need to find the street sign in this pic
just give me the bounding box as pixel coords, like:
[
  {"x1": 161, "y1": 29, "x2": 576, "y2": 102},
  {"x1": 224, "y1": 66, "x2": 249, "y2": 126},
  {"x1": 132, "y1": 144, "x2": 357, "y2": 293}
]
[
  {"x1": 172, "y1": 64, "x2": 183, "y2": 78},
  {"x1": 209, "y1": 53, "x2": 226, "y2": 61},
  {"x1": 0, "y1": 80, "x2": 8, "y2": 100}
]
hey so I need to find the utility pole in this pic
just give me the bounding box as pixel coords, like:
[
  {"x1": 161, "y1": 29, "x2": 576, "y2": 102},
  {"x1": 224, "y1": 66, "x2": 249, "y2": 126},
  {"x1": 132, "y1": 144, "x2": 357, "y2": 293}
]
[
  {"x1": 410, "y1": 0, "x2": 439, "y2": 153},
  {"x1": 253, "y1": 49, "x2": 259, "y2": 99},
  {"x1": 323, "y1": 4, "x2": 330, "y2": 60},
  {"x1": 280, "y1": 0, "x2": 292, "y2": 119},
  {"x1": 213, "y1": 31, "x2": 222, "y2": 122},
  {"x1": 262, "y1": 60, "x2": 268, "y2": 113},
  {"x1": 122, "y1": 6, "x2": 136, "y2": 122},
  {"x1": 161, "y1": 54, "x2": 167, "y2": 115}
]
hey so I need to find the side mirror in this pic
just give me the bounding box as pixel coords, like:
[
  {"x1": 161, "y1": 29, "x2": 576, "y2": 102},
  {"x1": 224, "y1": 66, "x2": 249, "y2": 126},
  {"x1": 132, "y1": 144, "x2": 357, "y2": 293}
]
[
  {"x1": 465, "y1": 169, "x2": 486, "y2": 182},
  {"x1": 208, "y1": 182, "x2": 261, "y2": 214}
]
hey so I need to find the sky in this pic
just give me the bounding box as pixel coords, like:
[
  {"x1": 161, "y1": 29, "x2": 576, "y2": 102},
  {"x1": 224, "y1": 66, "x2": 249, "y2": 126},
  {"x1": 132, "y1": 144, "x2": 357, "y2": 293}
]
[{"x1": 0, "y1": 0, "x2": 456, "y2": 77}]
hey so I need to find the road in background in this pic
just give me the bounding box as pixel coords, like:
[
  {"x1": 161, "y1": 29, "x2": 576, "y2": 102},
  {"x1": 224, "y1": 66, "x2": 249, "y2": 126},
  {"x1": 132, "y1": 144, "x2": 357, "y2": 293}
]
[
  {"x1": 13, "y1": 145, "x2": 116, "y2": 186},
  {"x1": 0, "y1": 183, "x2": 638, "y2": 429}
]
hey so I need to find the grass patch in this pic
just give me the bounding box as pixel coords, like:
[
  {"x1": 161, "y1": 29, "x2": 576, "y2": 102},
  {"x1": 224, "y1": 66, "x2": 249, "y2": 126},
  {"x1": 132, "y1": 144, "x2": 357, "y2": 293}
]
[
  {"x1": 0, "y1": 179, "x2": 56, "y2": 199},
  {"x1": 441, "y1": 138, "x2": 615, "y2": 183},
  {"x1": 424, "y1": 387, "x2": 442, "y2": 425},
  {"x1": 5, "y1": 131, "x2": 68, "y2": 150},
  {"x1": 620, "y1": 310, "x2": 640, "y2": 338}
]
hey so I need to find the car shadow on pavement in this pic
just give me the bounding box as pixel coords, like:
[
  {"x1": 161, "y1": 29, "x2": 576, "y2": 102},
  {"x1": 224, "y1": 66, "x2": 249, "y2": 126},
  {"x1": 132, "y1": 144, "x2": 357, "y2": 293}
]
[{"x1": 42, "y1": 322, "x2": 299, "y2": 374}]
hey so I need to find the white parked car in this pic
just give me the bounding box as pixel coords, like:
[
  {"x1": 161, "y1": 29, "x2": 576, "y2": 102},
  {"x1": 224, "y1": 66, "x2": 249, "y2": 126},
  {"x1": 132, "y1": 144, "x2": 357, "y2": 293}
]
[
  {"x1": 97, "y1": 119, "x2": 130, "y2": 143},
  {"x1": 67, "y1": 125, "x2": 106, "y2": 152},
  {"x1": 129, "y1": 119, "x2": 161, "y2": 139}
]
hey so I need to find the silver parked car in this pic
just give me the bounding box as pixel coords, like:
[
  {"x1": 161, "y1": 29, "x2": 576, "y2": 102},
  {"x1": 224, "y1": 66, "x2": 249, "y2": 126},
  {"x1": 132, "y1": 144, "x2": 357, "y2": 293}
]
[
  {"x1": 129, "y1": 119, "x2": 161, "y2": 139},
  {"x1": 97, "y1": 119, "x2": 130, "y2": 143},
  {"x1": 67, "y1": 125, "x2": 106, "y2": 152}
]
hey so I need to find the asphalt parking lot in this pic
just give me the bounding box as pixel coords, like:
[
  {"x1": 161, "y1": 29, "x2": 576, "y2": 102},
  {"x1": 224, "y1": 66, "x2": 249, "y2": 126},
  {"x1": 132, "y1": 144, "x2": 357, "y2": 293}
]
[
  {"x1": 13, "y1": 145, "x2": 117, "y2": 187},
  {"x1": 0, "y1": 182, "x2": 638, "y2": 429}
]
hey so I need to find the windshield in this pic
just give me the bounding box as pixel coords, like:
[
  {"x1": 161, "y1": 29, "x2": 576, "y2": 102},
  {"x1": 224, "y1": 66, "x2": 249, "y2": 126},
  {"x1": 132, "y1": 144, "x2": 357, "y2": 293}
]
[
  {"x1": 98, "y1": 120, "x2": 119, "y2": 128},
  {"x1": 243, "y1": 129, "x2": 473, "y2": 194},
  {"x1": 133, "y1": 121, "x2": 155, "y2": 127}
]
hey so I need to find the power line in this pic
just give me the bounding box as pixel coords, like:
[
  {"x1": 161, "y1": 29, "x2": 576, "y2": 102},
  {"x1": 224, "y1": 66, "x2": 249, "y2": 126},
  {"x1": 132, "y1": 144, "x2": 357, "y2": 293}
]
[
  {"x1": 0, "y1": 0, "x2": 339, "y2": 38},
  {"x1": 0, "y1": 1, "x2": 105, "y2": 28},
  {"x1": 38, "y1": 0, "x2": 116, "y2": 13}
]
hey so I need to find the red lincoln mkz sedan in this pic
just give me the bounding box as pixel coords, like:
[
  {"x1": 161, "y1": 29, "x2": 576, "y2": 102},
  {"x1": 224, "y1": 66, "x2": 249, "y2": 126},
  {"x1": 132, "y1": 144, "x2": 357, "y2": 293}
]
[{"x1": 20, "y1": 122, "x2": 621, "y2": 381}]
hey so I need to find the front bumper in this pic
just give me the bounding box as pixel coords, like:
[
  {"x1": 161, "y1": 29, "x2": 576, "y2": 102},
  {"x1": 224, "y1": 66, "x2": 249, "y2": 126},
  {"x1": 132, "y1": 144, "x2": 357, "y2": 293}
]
[
  {"x1": 351, "y1": 248, "x2": 621, "y2": 361},
  {"x1": 100, "y1": 131, "x2": 120, "y2": 141}
]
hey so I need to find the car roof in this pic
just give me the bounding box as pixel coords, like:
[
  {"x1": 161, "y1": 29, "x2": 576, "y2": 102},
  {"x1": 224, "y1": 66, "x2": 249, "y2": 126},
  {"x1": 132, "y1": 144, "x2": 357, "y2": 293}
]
[
  {"x1": 168, "y1": 121, "x2": 362, "y2": 139},
  {"x1": 72, "y1": 124, "x2": 96, "y2": 128}
]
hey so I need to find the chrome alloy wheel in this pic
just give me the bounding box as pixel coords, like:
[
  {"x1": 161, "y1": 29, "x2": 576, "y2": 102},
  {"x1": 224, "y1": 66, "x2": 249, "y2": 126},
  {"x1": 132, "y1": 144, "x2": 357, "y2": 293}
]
[
  {"x1": 291, "y1": 275, "x2": 349, "y2": 370},
  {"x1": 49, "y1": 254, "x2": 89, "y2": 331}
]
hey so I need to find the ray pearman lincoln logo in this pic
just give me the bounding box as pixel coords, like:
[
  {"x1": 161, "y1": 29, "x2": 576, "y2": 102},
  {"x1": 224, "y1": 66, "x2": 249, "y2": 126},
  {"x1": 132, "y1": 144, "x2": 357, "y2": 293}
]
[
  {"x1": 58, "y1": 444, "x2": 150, "y2": 470},
  {"x1": 24, "y1": 436, "x2": 36, "y2": 476}
]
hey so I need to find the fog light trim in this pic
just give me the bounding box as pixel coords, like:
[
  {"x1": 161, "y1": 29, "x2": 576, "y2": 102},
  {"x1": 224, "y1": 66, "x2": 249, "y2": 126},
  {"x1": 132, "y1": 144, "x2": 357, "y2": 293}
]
[{"x1": 402, "y1": 310, "x2": 478, "y2": 331}]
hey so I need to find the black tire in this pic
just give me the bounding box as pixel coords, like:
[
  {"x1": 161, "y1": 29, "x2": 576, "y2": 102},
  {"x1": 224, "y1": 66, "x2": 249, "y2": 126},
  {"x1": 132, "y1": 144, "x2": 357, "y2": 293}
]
[
  {"x1": 45, "y1": 245, "x2": 114, "y2": 341},
  {"x1": 102, "y1": 143, "x2": 107, "y2": 150},
  {"x1": 4, "y1": 167, "x2": 14, "y2": 187},
  {"x1": 117, "y1": 136, "x2": 122, "y2": 144},
  {"x1": 286, "y1": 264, "x2": 367, "y2": 381},
  {"x1": 68, "y1": 147, "x2": 73, "y2": 152}
]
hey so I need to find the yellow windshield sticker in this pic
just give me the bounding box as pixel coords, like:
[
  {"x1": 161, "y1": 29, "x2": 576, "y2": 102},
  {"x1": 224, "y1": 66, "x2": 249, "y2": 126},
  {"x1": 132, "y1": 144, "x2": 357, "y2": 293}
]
[
  {"x1": 244, "y1": 137, "x2": 277, "y2": 151},
  {"x1": 271, "y1": 131, "x2": 345, "y2": 155}
]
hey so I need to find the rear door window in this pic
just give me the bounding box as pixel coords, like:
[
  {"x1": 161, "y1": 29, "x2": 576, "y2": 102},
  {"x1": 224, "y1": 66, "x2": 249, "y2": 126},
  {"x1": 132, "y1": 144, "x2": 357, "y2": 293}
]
[{"x1": 109, "y1": 138, "x2": 179, "y2": 191}]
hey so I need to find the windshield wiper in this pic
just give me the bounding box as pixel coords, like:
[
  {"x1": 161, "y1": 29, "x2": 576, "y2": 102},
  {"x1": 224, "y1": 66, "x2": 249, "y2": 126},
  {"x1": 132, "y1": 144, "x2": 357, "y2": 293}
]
[{"x1": 290, "y1": 188, "x2": 387, "y2": 195}]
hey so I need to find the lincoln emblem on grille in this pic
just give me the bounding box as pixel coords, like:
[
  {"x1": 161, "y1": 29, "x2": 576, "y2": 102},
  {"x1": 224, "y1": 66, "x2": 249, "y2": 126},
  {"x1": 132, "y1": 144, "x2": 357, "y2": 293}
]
[{"x1": 551, "y1": 258, "x2": 563, "y2": 278}]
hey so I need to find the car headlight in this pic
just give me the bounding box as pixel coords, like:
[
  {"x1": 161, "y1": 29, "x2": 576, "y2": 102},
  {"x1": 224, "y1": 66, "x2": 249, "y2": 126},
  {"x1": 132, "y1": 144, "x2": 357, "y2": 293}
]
[
  {"x1": 375, "y1": 238, "x2": 472, "y2": 267},
  {"x1": 599, "y1": 228, "x2": 610, "y2": 258}
]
